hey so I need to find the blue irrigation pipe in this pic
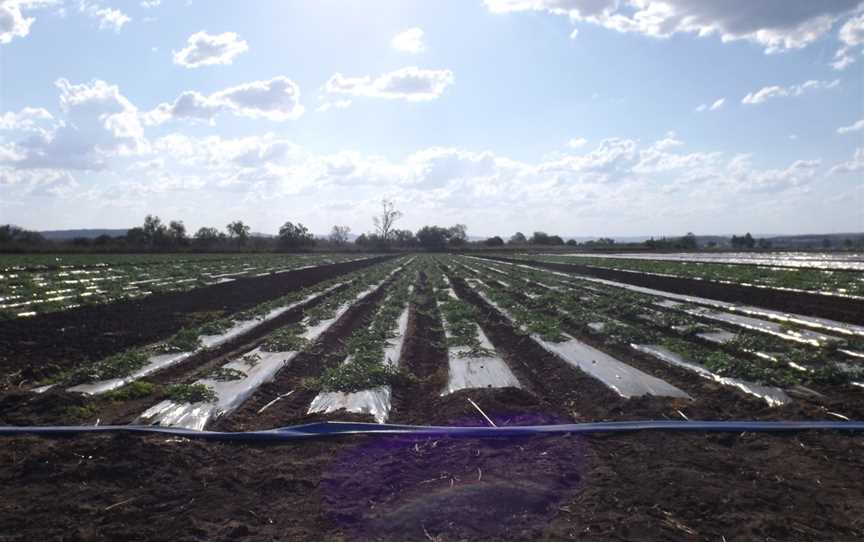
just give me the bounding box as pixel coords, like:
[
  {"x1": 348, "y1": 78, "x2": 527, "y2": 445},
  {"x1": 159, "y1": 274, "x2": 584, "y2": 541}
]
[{"x1": 1, "y1": 420, "x2": 864, "y2": 442}]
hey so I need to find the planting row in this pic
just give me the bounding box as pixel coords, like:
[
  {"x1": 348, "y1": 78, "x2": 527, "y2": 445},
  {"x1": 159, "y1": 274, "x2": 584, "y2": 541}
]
[
  {"x1": 454, "y1": 257, "x2": 864, "y2": 403},
  {"x1": 538, "y1": 251, "x2": 864, "y2": 271},
  {"x1": 518, "y1": 253, "x2": 864, "y2": 297},
  {"x1": 0, "y1": 253, "x2": 371, "y2": 318},
  {"x1": 32, "y1": 258, "x2": 407, "y2": 397}
]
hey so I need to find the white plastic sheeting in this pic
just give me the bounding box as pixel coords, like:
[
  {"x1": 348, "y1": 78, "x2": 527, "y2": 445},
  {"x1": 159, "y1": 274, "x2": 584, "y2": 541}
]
[
  {"x1": 139, "y1": 349, "x2": 294, "y2": 431},
  {"x1": 139, "y1": 264, "x2": 408, "y2": 430},
  {"x1": 468, "y1": 283, "x2": 690, "y2": 400},
  {"x1": 443, "y1": 329, "x2": 521, "y2": 394},
  {"x1": 633, "y1": 344, "x2": 790, "y2": 407},
  {"x1": 67, "y1": 284, "x2": 345, "y2": 396},
  {"x1": 437, "y1": 277, "x2": 521, "y2": 394},
  {"x1": 493, "y1": 259, "x2": 864, "y2": 338},
  {"x1": 307, "y1": 300, "x2": 412, "y2": 423}
]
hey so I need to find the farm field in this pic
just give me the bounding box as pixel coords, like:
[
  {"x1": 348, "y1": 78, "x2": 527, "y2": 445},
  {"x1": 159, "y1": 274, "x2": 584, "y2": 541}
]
[
  {"x1": 2, "y1": 253, "x2": 864, "y2": 540},
  {"x1": 0, "y1": 252, "x2": 373, "y2": 319},
  {"x1": 537, "y1": 251, "x2": 864, "y2": 271},
  {"x1": 521, "y1": 252, "x2": 864, "y2": 296}
]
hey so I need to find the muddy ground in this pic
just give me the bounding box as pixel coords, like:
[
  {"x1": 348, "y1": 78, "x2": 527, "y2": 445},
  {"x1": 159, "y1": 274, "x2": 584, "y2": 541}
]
[
  {"x1": 0, "y1": 256, "x2": 392, "y2": 387},
  {"x1": 1, "y1": 258, "x2": 863, "y2": 540}
]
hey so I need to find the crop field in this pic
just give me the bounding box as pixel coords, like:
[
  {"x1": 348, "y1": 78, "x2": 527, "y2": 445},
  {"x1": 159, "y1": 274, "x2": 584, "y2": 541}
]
[
  {"x1": 2, "y1": 252, "x2": 864, "y2": 540},
  {"x1": 0, "y1": 253, "x2": 371, "y2": 318}
]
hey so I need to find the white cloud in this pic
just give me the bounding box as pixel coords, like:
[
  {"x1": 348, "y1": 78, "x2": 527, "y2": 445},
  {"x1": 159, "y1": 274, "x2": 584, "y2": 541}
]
[
  {"x1": 79, "y1": 1, "x2": 131, "y2": 32},
  {"x1": 173, "y1": 31, "x2": 249, "y2": 68},
  {"x1": 567, "y1": 137, "x2": 587, "y2": 148},
  {"x1": 0, "y1": 107, "x2": 54, "y2": 131},
  {"x1": 4, "y1": 78, "x2": 147, "y2": 171},
  {"x1": 696, "y1": 97, "x2": 725, "y2": 112},
  {"x1": 484, "y1": 0, "x2": 862, "y2": 53},
  {"x1": 0, "y1": 0, "x2": 33, "y2": 44},
  {"x1": 829, "y1": 147, "x2": 864, "y2": 175},
  {"x1": 838, "y1": 118, "x2": 864, "y2": 134},
  {"x1": 140, "y1": 0, "x2": 160, "y2": 7},
  {"x1": 214, "y1": 77, "x2": 303, "y2": 120},
  {"x1": 325, "y1": 67, "x2": 454, "y2": 102},
  {"x1": 833, "y1": 13, "x2": 864, "y2": 70},
  {"x1": 392, "y1": 27, "x2": 425, "y2": 53},
  {"x1": 742, "y1": 79, "x2": 840, "y2": 105},
  {"x1": 145, "y1": 76, "x2": 305, "y2": 124}
]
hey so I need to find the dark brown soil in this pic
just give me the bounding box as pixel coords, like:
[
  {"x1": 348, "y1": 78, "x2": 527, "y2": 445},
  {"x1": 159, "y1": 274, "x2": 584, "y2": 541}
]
[
  {"x1": 480, "y1": 255, "x2": 864, "y2": 326},
  {"x1": 0, "y1": 256, "x2": 394, "y2": 387},
  {"x1": 1, "y1": 429, "x2": 862, "y2": 541},
  {"x1": 2, "y1": 255, "x2": 864, "y2": 540}
]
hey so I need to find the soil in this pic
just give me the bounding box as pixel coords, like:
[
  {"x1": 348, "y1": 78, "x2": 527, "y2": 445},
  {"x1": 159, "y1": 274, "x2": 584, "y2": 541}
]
[
  {"x1": 0, "y1": 256, "x2": 394, "y2": 387},
  {"x1": 1, "y1": 255, "x2": 864, "y2": 540},
  {"x1": 479, "y1": 255, "x2": 864, "y2": 326}
]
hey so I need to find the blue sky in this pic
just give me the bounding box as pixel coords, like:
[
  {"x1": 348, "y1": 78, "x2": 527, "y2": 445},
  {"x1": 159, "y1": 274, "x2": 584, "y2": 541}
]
[{"x1": 1, "y1": 0, "x2": 863, "y2": 237}]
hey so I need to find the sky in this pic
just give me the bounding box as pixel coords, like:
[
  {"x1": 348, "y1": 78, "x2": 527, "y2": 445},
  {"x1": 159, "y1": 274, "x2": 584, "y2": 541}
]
[{"x1": 0, "y1": 0, "x2": 863, "y2": 238}]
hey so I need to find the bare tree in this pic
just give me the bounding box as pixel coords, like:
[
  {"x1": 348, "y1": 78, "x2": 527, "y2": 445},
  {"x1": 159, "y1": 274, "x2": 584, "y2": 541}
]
[
  {"x1": 329, "y1": 225, "x2": 351, "y2": 246},
  {"x1": 372, "y1": 199, "x2": 402, "y2": 242}
]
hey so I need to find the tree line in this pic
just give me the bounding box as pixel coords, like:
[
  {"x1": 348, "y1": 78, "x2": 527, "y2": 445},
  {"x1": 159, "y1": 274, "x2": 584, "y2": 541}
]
[{"x1": 2, "y1": 201, "x2": 861, "y2": 253}]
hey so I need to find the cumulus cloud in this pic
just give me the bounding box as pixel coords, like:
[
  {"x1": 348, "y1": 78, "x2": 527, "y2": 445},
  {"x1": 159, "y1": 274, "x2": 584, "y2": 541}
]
[
  {"x1": 567, "y1": 137, "x2": 587, "y2": 148},
  {"x1": 742, "y1": 79, "x2": 840, "y2": 105},
  {"x1": 392, "y1": 27, "x2": 425, "y2": 53},
  {"x1": 0, "y1": 107, "x2": 54, "y2": 131},
  {"x1": 0, "y1": 0, "x2": 33, "y2": 44},
  {"x1": 838, "y1": 118, "x2": 864, "y2": 134},
  {"x1": 173, "y1": 31, "x2": 249, "y2": 68},
  {"x1": 325, "y1": 67, "x2": 454, "y2": 102},
  {"x1": 484, "y1": 0, "x2": 862, "y2": 53},
  {"x1": 832, "y1": 13, "x2": 864, "y2": 70},
  {"x1": 144, "y1": 76, "x2": 304, "y2": 124},
  {"x1": 830, "y1": 147, "x2": 864, "y2": 175},
  {"x1": 78, "y1": 0, "x2": 131, "y2": 32},
  {"x1": 3, "y1": 78, "x2": 147, "y2": 171}
]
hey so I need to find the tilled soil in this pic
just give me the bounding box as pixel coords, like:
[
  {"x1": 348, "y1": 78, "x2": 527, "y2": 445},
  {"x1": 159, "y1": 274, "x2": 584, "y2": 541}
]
[
  {"x1": 1, "y1": 257, "x2": 864, "y2": 540},
  {"x1": 479, "y1": 255, "x2": 864, "y2": 326},
  {"x1": 0, "y1": 256, "x2": 393, "y2": 386}
]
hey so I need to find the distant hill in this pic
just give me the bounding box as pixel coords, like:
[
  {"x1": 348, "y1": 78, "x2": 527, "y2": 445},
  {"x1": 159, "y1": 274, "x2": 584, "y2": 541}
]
[{"x1": 40, "y1": 229, "x2": 129, "y2": 240}]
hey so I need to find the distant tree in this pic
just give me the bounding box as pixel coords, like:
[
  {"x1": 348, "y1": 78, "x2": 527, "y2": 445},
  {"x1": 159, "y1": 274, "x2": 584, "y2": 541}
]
[
  {"x1": 844, "y1": 238, "x2": 854, "y2": 249},
  {"x1": 548, "y1": 235, "x2": 564, "y2": 245},
  {"x1": 329, "y1": 225, "x2": 351, "y2": 246},
  {"x1": 355, "y1": 233, "x2": 369, "y2": 246},
  {"x1": 416, "y1": 226, "x2": 451, "y2": 251},
  {"x1": 822, "y1": 237, "x2": 832, "y2": 249},
  {"x1": 680, "y1": 232, "x2": 697, "y2": 250},
  {"x1": 565, "y1": 239, "x2": 578, "y2": 246},
  {"x1": 126, "y1": 227, "x2": 147, "y2": 247},
  {"x1": 509, "y1": 232, "x2": 527, "y2": 244},
  {"x1": 731, "y1": 233, "x2": 755, "y2": 249},
  {"x1": 0, "y1": 225, "x2": 44, "y2": 245},
  {"x1": 71, "y1": 237, "x2": 91, "y2": 247},
  {"x1": 93, "y1": 234, "x2": 113, "y2": 246},
  {"x1": 392, "y1": 229, "x2": 417, "y2": 247},
  {"x1": 142, "y1": 215, "x2": 168, "y2": 247},
  {"x1": 278, "y1": 222, "x2": 315, "y2": 250},
  {"x1": 194, "y1": 227, "x2": 223, "y2": 248},
  {"x1": 226, "y1": 221, "x2": 251, "y2": 246},
  {"x1": 757, "y1": 238, "x2": 773, "y2": 249},
  {"x1": 484, "y1": 236, "x2": 504, "y2": 247},
  {"x1": 530, "y1": 232, "x2": 553, "y2": 245},
  {"x1": 168, "y1": 221, "x2": 188, "y2": 247},
  {"x1": 448, "y1": 224, "x2": 468, "y2": 246},
  {"x1": 373, "y1": 199, "x2": 402, "y2": 242},
  {"x1": 595, "y1": 237, "x2": 616, "y2": 246}
]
